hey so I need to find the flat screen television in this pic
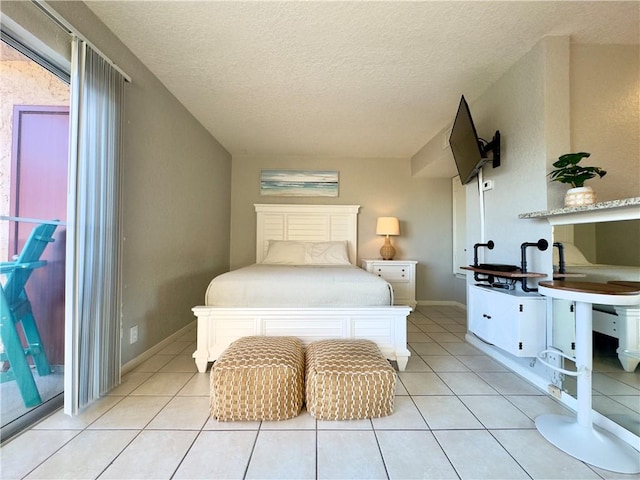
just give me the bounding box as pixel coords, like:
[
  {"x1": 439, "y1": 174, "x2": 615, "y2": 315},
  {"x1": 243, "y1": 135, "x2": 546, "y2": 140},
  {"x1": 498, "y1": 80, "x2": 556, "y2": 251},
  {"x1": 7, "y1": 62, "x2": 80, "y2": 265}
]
[{"x1": 449, "y1": 95, "x2": 500, "y2": 185}]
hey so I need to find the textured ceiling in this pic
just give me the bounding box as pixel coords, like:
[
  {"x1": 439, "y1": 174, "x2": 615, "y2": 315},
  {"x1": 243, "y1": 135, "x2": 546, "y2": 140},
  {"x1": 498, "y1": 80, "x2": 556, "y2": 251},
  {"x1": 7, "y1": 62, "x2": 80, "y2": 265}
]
[{"x1": 86, "y1": 1, "x2": 639, "y2": 160}]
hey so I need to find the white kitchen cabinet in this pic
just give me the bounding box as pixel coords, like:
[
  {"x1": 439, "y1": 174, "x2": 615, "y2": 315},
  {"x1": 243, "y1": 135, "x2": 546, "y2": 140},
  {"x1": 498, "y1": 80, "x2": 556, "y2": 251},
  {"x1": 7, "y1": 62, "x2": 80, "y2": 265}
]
[{"x1": 468, "y1": 284, "x2": 546, "y2": 357}]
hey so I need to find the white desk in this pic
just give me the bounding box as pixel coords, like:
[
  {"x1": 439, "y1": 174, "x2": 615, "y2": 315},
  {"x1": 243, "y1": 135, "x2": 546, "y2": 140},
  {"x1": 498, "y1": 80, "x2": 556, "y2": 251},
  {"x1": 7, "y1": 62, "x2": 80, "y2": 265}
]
[{"x1": 537, "y1": 281, "x2": 640, "y2": 474}]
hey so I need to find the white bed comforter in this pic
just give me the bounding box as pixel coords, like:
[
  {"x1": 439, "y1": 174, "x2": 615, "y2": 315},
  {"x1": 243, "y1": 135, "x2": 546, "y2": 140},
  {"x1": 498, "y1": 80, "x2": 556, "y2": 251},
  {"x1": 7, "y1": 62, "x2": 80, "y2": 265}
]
[{"x1": 205, "y1": 264, "x2": 393, "y2": 307}]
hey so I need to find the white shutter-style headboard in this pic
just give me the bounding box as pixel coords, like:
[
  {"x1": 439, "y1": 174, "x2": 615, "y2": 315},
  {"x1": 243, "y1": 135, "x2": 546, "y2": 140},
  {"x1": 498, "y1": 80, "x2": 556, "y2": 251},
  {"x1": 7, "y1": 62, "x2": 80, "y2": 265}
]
[{"x1": 255, "y1": 204, "x2": 360, "y2": 264}]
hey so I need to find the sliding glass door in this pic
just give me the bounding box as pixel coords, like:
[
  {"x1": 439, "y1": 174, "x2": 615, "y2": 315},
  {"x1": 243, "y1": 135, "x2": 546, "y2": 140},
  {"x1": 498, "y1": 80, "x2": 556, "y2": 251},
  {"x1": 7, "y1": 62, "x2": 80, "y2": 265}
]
[{"x1": 0, "y1": 40, "x2": 70, "y2": 440}]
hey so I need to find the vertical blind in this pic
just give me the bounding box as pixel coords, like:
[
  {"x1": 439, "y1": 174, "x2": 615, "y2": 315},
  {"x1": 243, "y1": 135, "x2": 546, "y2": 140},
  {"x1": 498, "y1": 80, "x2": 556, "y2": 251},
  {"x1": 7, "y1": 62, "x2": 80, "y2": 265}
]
[{"x1": 65, "y1": 37, "x2": 125, "y2": 414}]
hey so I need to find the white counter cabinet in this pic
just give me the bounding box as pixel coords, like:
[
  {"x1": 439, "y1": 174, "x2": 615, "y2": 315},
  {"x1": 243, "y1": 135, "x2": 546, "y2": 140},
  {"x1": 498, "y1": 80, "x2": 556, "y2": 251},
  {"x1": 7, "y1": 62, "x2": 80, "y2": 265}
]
[{"x1": 468, "y1": 284, "x2": 546, "y2": 357}]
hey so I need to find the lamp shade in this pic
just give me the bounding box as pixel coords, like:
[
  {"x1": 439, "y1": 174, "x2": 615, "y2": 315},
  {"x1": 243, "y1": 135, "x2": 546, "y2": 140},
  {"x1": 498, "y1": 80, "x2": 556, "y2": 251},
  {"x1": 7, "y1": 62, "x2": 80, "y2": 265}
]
[{"x1": 376, "y1": 217, "x2": 400, "y2": 236}]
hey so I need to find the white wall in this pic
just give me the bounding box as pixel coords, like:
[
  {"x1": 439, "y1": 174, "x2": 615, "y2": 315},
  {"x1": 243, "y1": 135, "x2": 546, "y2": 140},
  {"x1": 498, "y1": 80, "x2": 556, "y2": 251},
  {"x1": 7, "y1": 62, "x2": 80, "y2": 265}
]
[
  {"x1": 449, "y1": 38, "x2": 573, "y2": 392},
  {"x1": 459, "y1": 37, "x2": 639, "y2": 443},
  {"x1": 465, "y1": 37, "x2": 570, "y2": 276},
  {"x1": 230, "y1": 155, "x2": 466, "y2": 304},
  {"x1": 413, "y1": 38, "x2": 639, "y2": 283}
]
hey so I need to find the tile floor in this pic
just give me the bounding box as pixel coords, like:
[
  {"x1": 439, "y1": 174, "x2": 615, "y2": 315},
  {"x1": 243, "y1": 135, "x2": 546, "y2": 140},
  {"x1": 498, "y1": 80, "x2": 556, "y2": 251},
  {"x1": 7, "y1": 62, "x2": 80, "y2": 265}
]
[{"x1": 1, "y1": 305, "x2": 637, "y2": 479}]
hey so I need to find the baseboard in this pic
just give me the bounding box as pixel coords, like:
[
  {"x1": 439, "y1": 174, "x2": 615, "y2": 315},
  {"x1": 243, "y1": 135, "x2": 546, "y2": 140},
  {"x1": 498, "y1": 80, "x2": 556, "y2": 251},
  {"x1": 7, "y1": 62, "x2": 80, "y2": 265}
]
[
  {"x1": 121, "y1": 321, "x2": 196, "y2": 375},
  {"x1": 417, "y1": 300, "x2": 467, "y2": 310}
]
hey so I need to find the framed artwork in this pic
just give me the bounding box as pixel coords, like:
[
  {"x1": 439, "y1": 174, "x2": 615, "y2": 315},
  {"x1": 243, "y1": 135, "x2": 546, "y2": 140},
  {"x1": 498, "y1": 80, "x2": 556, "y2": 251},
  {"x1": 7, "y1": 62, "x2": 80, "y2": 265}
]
[{"x1": 260, "y1": 169, "x2": 339, "y2": 197}]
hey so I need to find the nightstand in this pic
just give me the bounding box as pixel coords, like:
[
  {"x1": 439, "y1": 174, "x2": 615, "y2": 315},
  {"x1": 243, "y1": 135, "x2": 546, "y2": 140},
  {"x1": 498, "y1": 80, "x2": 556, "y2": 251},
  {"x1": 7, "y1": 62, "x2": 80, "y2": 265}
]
[{"x1": 361, "y1": 259, "x2": 417, "y2": 308}]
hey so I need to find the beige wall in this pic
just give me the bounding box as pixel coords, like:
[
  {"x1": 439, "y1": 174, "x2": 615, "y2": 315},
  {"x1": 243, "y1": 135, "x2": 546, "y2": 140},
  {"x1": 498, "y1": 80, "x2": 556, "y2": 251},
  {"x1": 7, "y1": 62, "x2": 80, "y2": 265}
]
[
  {"x1": 0, "y1": 45, "x2": 69, "y2": 262},
  {"x1": 570, "y1": 44, "x2": 639, "y2": 201},
  {"x1": 230, "y1": 155, "x2": 466, "y2": 303},
  {"x1": 553, "y1": 220, "x2": 639, "y2": 267},
  {"x1": 41, "y1": 2, "x2": 233, "y2": 364},
  {"x1": 573, "y1": 223, "x2": 598, "y2": 262},
  {"x1": 596, "y1": 219, "x2": 640, "y2": 266}
]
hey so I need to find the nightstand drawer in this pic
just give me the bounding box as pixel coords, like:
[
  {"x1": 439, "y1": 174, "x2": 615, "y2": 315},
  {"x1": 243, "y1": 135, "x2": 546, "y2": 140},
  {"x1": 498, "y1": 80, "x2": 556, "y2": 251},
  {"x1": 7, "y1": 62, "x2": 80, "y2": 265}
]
[{"x1": 373, "y1": 265, "x2": 409, "y2": 282}]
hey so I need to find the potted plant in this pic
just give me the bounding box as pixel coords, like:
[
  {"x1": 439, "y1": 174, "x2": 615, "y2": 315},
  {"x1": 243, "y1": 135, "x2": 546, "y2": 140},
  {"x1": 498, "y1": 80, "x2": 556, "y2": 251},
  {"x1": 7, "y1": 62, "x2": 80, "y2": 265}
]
[{"x1": 548, "y1": 152, "x2": 607, "y2": 206}]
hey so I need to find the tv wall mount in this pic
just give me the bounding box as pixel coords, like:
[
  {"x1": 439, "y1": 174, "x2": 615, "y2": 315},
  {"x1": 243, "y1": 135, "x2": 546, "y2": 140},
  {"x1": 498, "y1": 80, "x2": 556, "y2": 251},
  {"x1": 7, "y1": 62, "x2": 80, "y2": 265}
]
[{"x1": 479, "y1": 130, "x2": 501, "y2": 168}]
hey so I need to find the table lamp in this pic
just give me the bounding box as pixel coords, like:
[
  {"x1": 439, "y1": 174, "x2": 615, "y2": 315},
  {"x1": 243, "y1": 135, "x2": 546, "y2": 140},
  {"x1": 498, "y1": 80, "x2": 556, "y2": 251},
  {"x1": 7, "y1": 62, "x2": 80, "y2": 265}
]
[{"x1": 376, "y1": 217, "x2": 400, "y2": 260}]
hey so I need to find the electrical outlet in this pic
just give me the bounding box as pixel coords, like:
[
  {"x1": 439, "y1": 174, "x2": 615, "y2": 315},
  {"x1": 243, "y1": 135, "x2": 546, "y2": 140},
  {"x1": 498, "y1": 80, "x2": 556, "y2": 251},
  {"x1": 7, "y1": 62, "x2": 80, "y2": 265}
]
[
  {"x1": 482, "y1": 180, "x2": 494, "y2": 191},
  {"x1": 130, "y1": 325, "x2": 138, "y2": 344},
  {"x1": 548, "y1": 384, "x2": 562, "y2": 399}
]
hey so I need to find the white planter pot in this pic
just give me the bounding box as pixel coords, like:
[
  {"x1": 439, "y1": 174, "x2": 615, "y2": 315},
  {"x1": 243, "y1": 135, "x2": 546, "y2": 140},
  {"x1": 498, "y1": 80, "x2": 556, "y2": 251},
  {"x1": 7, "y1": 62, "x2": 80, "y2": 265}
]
[{"x1": 564, "y1": 186, "x2": 596, "y2": 207}]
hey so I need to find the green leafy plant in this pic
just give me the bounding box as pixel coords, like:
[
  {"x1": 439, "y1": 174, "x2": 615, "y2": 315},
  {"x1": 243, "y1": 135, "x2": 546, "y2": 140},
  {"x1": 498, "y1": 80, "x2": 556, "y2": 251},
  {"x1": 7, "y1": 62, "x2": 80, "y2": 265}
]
[{"x1": 548, "y1": 152, "x2": 607, "y2": 188}]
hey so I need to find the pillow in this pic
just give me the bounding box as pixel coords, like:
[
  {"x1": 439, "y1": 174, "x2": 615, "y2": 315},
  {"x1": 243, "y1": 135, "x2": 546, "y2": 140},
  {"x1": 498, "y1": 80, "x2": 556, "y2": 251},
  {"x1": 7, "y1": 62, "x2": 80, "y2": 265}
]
[
  {"x1": 261, "y1": 240, "x2": 352, "y2": 265},
  {"x1": 262, "y1": 240, "x2": 306, "y2": 265},
  {"x1": 304, "y1": 241, "x2": 351, "y2": 265},
  {"x1": 553, "y1": 242, "x2": 593, "y2": 266}
]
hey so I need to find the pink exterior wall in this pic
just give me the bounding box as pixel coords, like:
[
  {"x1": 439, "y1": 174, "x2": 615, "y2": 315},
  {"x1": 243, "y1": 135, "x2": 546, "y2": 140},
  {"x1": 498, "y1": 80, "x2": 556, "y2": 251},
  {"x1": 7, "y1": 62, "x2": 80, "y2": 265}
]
[{"x1": 0, "y1": 42, "x2": 69, "y2": 261}]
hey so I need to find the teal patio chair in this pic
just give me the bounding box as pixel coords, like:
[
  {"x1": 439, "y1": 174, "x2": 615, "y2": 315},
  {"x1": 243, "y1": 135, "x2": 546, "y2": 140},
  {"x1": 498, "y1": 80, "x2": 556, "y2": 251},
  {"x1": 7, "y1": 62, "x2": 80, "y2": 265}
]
[{"x1": 0, "y1": 223, "x2": 56, "y2": 407}]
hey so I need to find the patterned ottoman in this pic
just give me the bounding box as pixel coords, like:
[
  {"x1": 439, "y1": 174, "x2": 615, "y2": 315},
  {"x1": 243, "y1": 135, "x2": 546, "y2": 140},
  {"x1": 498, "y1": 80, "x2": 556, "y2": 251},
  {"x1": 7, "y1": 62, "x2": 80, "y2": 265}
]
[
  {"x1": 305, "y1": 339, "x2": 396, "y2": 420},
  {"x1": 210, "y1": 336, "x2": 304, "y2": 421}
]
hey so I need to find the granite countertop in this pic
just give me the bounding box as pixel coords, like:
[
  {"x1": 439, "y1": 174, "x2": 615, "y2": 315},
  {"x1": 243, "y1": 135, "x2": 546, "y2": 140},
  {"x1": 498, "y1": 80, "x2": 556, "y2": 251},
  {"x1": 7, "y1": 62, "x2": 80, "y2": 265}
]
[{"x1": 519, "y1": 197, "x2": 640, "y2": 219}]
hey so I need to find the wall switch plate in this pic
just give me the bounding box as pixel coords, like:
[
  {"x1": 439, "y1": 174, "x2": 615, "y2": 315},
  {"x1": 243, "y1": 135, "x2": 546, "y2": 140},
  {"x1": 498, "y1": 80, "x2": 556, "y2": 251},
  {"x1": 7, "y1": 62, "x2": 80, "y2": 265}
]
[
  {"x1": 130, "y1": 325, "x2": 138, "y2": 344},
  {"x1": 482, "y1": 179, "x2": 494, "y2": 191}
]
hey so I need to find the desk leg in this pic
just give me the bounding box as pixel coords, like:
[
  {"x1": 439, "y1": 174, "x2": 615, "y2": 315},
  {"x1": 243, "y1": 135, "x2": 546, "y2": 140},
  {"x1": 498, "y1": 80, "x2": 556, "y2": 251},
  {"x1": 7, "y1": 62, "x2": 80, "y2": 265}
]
[
  {"x1": 575, "y1": 301, "x2": 593, "y2": 428},
  {"x1": 535, "y1": 301, "x2": 640, "y2": 474}
]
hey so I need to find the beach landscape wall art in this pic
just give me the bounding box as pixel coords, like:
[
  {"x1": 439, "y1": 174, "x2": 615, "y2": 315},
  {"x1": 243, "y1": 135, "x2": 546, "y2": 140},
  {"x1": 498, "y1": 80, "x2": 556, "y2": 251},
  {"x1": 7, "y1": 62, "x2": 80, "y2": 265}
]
[{"x1": 260, "y1": 170, "x2": 339, "y2": 197}]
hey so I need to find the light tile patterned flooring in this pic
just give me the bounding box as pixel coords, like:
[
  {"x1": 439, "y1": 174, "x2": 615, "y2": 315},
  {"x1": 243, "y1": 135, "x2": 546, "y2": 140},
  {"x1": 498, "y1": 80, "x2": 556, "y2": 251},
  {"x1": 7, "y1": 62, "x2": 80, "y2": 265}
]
[{"x1": 1, "y1": 305, "x2": 636, "y2": 479}]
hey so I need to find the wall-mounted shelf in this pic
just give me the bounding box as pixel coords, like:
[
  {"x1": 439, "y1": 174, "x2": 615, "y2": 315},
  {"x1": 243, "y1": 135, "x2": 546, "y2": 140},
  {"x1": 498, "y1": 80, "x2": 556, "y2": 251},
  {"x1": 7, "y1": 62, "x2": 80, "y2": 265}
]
[{"x1": 461, "y1": 266, "x2": 546, "y2": 278}]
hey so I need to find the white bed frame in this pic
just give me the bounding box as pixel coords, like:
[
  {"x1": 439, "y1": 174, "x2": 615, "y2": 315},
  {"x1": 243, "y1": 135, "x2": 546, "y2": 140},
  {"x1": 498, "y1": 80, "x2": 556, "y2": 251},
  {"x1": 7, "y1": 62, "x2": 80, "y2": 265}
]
[{"x1": 192, "y1": 204, "x2": 412, "y2": 371}]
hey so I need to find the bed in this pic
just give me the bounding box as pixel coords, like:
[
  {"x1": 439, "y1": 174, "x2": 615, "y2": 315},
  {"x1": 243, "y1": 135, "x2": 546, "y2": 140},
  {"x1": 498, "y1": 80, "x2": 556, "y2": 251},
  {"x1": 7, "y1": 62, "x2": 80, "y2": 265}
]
[
  {"x1": 192, "y1": 204, "x2": 412, "y2": 372},
  {"x1": 554, "y1": 243, "x2": 640, "y2": 371}
]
